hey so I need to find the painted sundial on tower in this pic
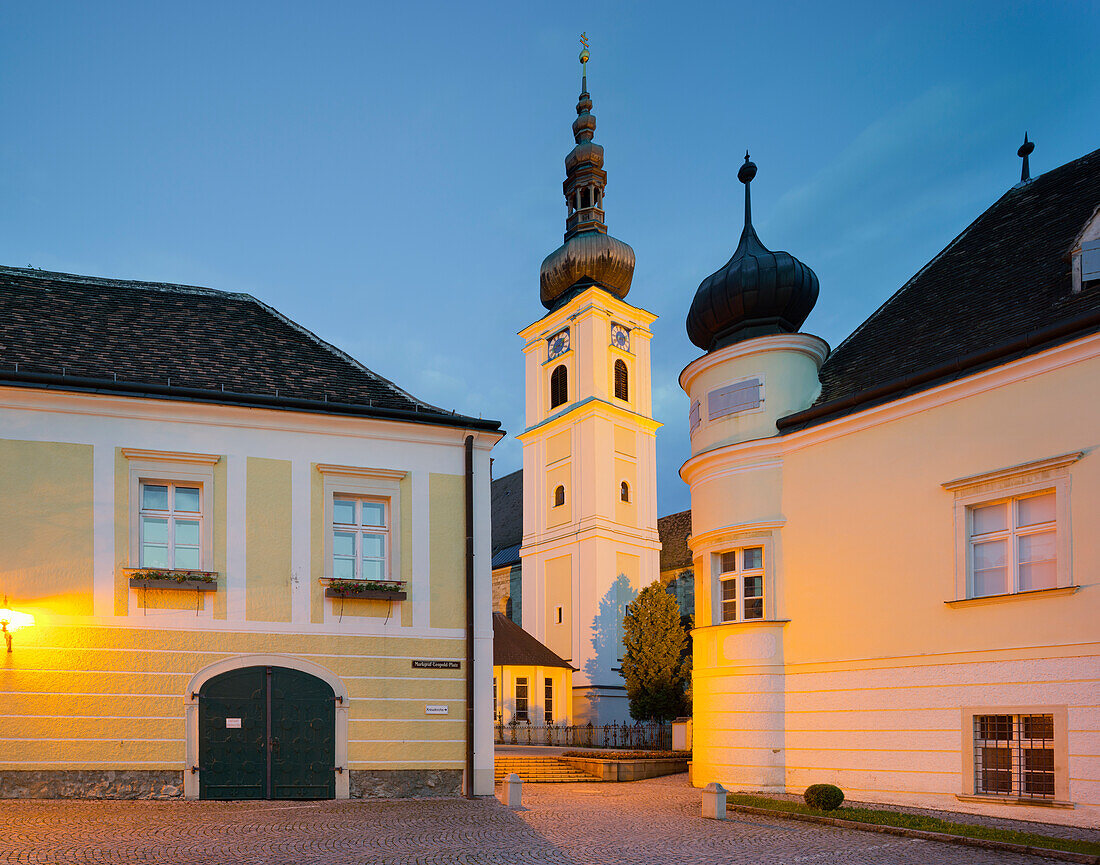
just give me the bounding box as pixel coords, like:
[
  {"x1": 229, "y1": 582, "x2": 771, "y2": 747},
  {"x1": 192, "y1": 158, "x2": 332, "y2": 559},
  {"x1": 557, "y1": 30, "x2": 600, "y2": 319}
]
[
  {"x1": 548, "y1": 328, "x2": 570, "y2": 360},
  {"x1": 610, "y1": 323, "x2": 630, "y2": 352}
]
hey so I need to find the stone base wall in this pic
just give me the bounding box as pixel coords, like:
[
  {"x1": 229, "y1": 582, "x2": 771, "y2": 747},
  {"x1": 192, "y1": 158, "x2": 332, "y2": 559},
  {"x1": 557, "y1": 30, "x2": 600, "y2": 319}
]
[
  {"x1": 349, "y1": 769, "x2": 462, "y2": 798},
  {"x1": 0, "y1": 770, "x2": 184, "y2": 799}
]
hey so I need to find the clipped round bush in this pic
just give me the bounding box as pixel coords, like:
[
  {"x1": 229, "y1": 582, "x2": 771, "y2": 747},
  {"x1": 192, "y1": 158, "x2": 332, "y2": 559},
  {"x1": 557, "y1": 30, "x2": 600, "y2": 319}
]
[{"x1": 804, "y1": 784, "x2": 845, "y2": 811}]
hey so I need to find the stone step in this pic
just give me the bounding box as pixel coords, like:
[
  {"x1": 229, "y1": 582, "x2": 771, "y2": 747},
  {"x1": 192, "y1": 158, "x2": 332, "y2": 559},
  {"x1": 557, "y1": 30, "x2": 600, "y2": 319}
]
[{"x1": 494, "y1": 755, "x2": 598, "y2": 783}]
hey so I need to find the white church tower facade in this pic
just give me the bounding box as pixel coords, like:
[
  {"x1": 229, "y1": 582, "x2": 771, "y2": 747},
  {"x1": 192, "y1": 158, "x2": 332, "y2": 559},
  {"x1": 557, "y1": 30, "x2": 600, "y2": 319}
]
[{"x1": 517, "y1": 48, "x2": 661, "y2": 724}]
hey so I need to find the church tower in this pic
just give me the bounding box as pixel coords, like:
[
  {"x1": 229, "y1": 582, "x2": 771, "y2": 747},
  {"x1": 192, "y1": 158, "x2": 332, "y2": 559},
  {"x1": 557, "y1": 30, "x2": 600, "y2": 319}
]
[{"x1": 517, "y1": 46, "x2": 661, "y2": 724}]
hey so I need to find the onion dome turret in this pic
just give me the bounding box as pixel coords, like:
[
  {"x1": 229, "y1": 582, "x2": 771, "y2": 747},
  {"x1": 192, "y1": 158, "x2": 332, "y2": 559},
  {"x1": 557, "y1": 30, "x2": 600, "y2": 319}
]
[
  {"x1": 687, "y1": 154, "x2": 819, "y2": 351},
  {"x1": 540, "y1": 47, "x2": 635, "y2": 310}
]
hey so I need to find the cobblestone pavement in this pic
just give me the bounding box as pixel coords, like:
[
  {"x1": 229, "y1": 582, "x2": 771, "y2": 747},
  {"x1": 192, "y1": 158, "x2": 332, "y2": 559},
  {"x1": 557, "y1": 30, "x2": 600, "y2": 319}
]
[{"x1": 0, "y1": 776, "x2": 1072, "y2": 864}]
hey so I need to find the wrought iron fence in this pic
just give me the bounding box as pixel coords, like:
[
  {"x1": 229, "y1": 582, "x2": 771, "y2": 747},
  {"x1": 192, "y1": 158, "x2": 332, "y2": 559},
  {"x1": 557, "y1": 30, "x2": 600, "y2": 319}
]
[{"x1": 494, "y1": 720, "x2": 672, "y2": 750}]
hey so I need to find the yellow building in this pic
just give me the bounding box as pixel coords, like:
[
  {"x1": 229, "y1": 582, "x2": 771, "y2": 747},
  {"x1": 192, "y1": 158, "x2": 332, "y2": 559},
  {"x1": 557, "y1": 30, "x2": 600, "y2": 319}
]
[
  {"x1": 681, "y1": 147, "x2": 1100, "y2": 826},
  {"x1": 492, "y1": 612, "x2": 574, "y2": 727},
  {"x1": 0, "y1": 266, "x2": 502, "y2": 799}
]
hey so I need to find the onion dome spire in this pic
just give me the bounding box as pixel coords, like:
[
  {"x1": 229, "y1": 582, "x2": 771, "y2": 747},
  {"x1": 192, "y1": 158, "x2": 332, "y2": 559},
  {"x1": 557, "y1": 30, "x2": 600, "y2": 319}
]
[
  {"x1": 539, "y1": 39, "x2": 635, "y2": 311},
  {"x1": 686, "y1": 153, "x2": 820, "y2": 352}
]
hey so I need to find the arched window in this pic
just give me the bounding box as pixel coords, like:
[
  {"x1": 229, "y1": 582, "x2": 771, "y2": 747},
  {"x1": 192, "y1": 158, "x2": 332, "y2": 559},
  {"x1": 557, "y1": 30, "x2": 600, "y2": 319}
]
[
  {"x1": 620, "y1": 481, "x2": 630, "y2": 502},
  {"x1": 554, "y1": 485, "x2": 565, "y2": 507},
  {"x1": 550, "y1": 364, "x2": 568, "y2": 409},
  {"x1": 614, "y1": 359, "x2": 628, "y2": 401}
]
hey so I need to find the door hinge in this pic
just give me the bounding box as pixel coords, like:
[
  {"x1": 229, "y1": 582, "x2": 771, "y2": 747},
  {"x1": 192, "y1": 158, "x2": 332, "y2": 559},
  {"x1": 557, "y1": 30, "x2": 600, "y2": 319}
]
[
  {"x1": 190, "y1": 765, "x2": 200, "y2": 774},
  {"x1": 335, "y1": 766, "x2": 344, "y2": 774}
]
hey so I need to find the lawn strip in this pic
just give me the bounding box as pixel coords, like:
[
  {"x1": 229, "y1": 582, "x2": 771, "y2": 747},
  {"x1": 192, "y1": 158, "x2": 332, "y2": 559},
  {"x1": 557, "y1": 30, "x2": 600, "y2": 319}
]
[{"x1": 726, "y1": 794, "x2": 1099, "y2": 864}]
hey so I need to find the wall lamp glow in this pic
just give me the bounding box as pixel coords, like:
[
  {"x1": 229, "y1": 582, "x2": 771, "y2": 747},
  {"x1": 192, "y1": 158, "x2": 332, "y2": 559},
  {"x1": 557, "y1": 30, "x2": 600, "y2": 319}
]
[{"x1": 0, "y1": 598, "x2": 34, "y2": 653}]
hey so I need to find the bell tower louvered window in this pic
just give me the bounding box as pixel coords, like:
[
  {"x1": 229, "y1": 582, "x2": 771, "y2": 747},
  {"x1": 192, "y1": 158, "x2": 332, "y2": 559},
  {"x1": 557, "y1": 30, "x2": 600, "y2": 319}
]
[
  {"x1": 614, "y1": 359, "x2": 628, "y2": 401},
  {"x1": 550, "y1": 364, "x2": 568, "y2": 409}
]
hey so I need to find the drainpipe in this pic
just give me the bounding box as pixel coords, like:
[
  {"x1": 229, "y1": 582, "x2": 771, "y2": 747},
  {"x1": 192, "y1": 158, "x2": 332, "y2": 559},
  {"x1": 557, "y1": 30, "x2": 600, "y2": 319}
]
[{"x1": 464, "y1": 434, "x2": 475, "y2": 798}]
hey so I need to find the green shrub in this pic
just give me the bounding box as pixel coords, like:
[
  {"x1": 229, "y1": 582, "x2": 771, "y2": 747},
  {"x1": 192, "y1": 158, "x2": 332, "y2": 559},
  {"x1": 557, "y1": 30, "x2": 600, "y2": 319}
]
[{"x1": 804, "y1": 784, "x2": 844, "y2": 811}]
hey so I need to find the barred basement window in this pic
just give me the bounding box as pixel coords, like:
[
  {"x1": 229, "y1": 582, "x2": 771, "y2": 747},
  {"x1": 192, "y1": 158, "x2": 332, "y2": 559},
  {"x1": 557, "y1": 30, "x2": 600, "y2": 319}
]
[
  {"x1": 550, "y1": 364, "x2": 568, "y2": 409},
  {"x1": 973, "y1": 714, "x2": 1055, "y2": 799},
  {"x1": 614, "y1": 359, "x2": 628, "y2": 401}
]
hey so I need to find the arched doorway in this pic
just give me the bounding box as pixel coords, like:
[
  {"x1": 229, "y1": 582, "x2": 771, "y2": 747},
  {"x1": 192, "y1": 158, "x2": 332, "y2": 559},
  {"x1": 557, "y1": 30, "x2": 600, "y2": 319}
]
[{"x1": 191, "y1": 661, "x2": 340, "y2": 800}]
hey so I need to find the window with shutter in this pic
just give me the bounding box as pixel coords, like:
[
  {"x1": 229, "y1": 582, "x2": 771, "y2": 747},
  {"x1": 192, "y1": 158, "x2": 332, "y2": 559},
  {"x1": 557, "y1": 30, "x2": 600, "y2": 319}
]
[
  {"x1": 550, "y1": 365, "x2": 568, "y2": 409},
  {"x1": 614, "y1": 359, "x2": 628, "y2": 401}
]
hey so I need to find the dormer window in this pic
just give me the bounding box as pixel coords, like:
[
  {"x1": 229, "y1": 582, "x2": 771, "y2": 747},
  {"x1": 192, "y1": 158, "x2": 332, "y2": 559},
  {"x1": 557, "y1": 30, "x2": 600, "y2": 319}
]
[{"x1": 1071, "y1": 209, "x2": 1100, "y2": 293}]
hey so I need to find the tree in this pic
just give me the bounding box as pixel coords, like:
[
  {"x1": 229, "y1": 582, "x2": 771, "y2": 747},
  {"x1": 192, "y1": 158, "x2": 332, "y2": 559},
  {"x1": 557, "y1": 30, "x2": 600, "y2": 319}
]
[{"x1": 621, "y1": 581, "x2": 691, "y2": 722}]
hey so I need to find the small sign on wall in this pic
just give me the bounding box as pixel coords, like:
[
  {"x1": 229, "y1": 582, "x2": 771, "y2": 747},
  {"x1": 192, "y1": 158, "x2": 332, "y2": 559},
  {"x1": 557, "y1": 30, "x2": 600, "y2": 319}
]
[
  {"x1": 425, "y1": 705, "x2": 449, "y2": 716},
  {"x1": 225, "y1": 718, "x2": 242, "y2": 729},
  {"x1": 412, "y1": 660, "x2": 461, "y2": 669}
]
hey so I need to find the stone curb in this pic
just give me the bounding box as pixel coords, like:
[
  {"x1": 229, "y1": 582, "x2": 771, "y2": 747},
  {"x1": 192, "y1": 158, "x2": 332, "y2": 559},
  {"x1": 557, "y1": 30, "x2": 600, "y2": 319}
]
[{"x1": 726, "y1": 804, "x2": 1100, "y2": 865}]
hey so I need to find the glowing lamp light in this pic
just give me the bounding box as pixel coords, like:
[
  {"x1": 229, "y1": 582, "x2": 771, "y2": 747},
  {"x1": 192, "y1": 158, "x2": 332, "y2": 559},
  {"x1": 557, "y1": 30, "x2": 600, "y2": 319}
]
[{"x1": 0, "y1": 605, "x2": 34, "y2": 653}]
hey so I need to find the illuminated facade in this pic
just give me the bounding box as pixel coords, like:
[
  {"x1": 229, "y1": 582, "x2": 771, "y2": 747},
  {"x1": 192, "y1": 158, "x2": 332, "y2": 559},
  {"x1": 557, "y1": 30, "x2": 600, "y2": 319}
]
[
  {"x1": 515, "y1": 51, "x2": 661, "y2": 724},
  {"x1": 682, "y1": 148, "x2": 1100, "y2": 826},
  {"x1": 0, "y1": 266, "x2": 502, "y2": 799}
]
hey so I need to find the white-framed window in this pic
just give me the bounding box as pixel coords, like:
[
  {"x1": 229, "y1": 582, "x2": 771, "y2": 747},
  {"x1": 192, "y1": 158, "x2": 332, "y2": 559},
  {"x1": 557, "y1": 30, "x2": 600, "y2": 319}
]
[
  {"x1": 332, "y1": 497, "x2": 390, "y2": 581},
  {"x1": 945, "y1": 453, "x2": 1080, "y2": 601},
  {"x1": 515, "y1": 677, "x2": 529, "y2": 722},
  {"x1": 718, "y1": 546, "x2": 764, "y2": 622},
  {"x1": 139, "y1": 482, "x2": 204, "y2": 569},
  {"x1": 968, "y1": 491, "x2": 1055, "y2": 597},
  {"x1": 317, "y1": 464, "x2": 406, "y2": 599}
]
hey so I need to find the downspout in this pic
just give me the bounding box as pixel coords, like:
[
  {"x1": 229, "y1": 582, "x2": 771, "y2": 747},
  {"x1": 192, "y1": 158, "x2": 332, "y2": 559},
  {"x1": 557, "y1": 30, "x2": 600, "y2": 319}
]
[{"x1": 464, "y1": 434, "x2": 475, "y2": 798}]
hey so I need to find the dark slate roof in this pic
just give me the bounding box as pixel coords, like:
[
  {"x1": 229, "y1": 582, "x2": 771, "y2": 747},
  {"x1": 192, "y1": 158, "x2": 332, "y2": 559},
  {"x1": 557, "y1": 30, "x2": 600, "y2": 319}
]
[
  {"x1": 491, "y1": 544, "x2": 522, "y2": 570},
  {"x1": 0, "y1": 266, "x2": 500, "y2": 431},
  {"x1": 493, "y1": 612, "x2": 575, "y2": 669},
  {"x1": 784, "y1": 147, "x2": 1100, "y2": 429},
  {"x1": 658, "y1": 509, "x2": 692, "y2": 572},
  {"x1": 491, "y1": 468, "x2": 523, "y2": 560}
]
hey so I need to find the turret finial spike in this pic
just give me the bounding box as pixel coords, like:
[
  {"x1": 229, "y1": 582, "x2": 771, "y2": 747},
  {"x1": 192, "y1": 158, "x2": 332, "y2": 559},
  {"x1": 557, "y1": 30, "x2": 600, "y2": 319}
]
[
  {"x1": 579, "y1": 32, "x2": 590, "y2": 92},
  {"x1": 738, "y1": 151, "x2": 758, "y2": 228},
  {"x1": 1017, "y1": 132, "x2": 1035, "y2": 183}
]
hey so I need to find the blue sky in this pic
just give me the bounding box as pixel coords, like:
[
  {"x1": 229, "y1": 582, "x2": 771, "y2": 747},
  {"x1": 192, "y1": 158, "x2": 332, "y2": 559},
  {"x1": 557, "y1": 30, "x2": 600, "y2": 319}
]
[{"x1": 2, "y1": 1, "x2": 1098, "y2": 515}]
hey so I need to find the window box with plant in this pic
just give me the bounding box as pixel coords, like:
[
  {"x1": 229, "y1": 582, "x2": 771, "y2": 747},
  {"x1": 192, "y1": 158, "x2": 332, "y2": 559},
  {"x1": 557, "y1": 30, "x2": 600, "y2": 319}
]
[
  {"x1": 124, "y1": 568, "x2": 219, "y2": 591},
  {"x1": 321, "y1": 578, "x2": 407, "y2": 600}
]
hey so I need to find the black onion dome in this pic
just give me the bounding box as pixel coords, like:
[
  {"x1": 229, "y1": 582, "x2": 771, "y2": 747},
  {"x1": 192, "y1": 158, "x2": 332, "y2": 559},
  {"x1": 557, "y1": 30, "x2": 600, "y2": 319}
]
[
  {"x1": 687, "y1": 154, "x2": 819, "y2": 351},
  {"x1": 540, "y1": 50, "x2": 635, "y2": 310}
]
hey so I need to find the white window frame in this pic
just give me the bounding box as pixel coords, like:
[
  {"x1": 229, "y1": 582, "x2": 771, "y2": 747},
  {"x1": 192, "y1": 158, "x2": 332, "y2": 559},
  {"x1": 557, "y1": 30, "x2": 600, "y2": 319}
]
[
  {"x1": 319, "y1": 465, "x2": 404, "y2": 586},
  {"x1": 138, "y1": 481, "x2": 205, "y2": 570},
  {"x1": 944, "y1": 453, "x2": 1080, "y2": 601},
  {"x1": 331, "y1": 496, "x2": 391, "y2": 582},
  {"x1": 966, "y1": 491, "x2": 1057, "y2": 598},
  {"x1": 124, "y1": 449, "x2": 218, "y2": 574},
  {"x1": 716, "y1": 545, "x2": 765, "y2": 623}
]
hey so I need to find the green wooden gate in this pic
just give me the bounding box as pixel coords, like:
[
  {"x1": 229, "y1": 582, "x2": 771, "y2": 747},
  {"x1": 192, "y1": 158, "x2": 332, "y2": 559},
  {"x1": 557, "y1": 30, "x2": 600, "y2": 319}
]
[{"x1": 198, "y1": 665, "x2": 336, "y2": 800}]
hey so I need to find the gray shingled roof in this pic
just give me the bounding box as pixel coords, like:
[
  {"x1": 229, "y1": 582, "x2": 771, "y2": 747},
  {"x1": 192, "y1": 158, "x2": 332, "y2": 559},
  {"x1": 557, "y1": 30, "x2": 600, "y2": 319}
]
[
  {"x1": 783, "y1": 147, "x2": 1100, "y2": 430},
  {"x1": 493, "y1": 612, "x2": 574, "y2": 669},
  {"x1": 0, "y1": 266, "x2": 500, "y2": 431},
  {"x1": 491, "y1": 468, "x2": 523, "y2": 560}
]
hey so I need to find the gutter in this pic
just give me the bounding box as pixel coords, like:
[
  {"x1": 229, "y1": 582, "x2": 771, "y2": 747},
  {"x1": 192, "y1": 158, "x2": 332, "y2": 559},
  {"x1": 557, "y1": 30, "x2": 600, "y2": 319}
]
[
  {"x1": 0, "y1": 369, "x2": 502, "y2": 432},
  {"x1": 464, "y1": 435, "x2": 476, "y2": 799},
  {"x1": 777, "y1": 309, "x2": 1100, "y2": 432}
]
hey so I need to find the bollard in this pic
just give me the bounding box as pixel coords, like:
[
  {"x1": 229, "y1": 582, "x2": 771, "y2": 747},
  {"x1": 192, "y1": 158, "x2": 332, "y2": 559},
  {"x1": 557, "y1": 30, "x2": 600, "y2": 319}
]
[
  {"x1": 701, "y1": 782, "x2": 727, "y2": 820},
  {"x1": 502, "y1": 772, "x2": 523, "y2": 809}
]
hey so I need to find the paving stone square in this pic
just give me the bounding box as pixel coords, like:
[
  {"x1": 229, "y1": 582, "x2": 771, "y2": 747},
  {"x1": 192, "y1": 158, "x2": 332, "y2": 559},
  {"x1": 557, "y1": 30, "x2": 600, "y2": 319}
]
[{"x1": 0, "y1": 775, "x2": 1069, "y2": 864}]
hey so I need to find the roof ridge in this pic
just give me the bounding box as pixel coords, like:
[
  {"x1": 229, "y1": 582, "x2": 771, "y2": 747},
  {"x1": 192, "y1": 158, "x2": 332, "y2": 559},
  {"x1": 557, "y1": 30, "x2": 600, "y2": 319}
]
[
  {"x1": 244, "y1": 294, "x2": 456, "y2": 417},
  {"x1": 824, "y1": 145, "x2": 1100, "y2": 367},
  {"x1": 0, "y1": 265, "x2": 248, "y2": 300}
]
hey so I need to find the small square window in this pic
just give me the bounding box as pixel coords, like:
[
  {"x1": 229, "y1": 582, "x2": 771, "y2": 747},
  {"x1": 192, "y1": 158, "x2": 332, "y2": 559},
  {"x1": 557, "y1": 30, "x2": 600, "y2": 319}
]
[{"x1": 973, "y1": 713, "x2": 1056, "y2": 800}]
